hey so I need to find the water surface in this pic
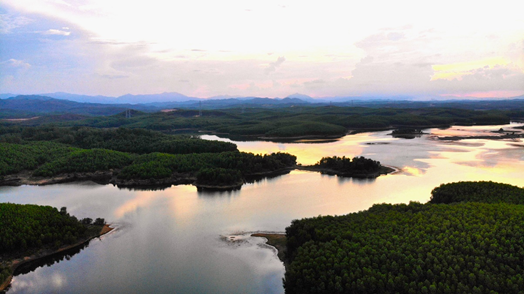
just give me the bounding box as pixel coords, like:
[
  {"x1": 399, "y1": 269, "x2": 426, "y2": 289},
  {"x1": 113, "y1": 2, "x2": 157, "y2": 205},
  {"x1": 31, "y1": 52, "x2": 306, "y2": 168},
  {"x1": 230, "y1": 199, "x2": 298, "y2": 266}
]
[{"x1": 1, "y1": 124, "x2": 523, "y2": 293}]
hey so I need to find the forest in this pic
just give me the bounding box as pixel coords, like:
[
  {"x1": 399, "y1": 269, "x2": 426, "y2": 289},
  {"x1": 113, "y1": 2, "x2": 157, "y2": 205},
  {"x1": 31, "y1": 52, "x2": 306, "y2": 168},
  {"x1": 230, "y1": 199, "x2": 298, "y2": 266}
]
[
  {"x1": 312, "y1": 156, "x2": 383, "y2": 175},
  {"x1": 0, "y1": 204, "x2": 105, "y2": 285},
  {"x1": 284, "y1": 181, "x2": 524, "y2": 294},
  {"x1": 2, "y1": 103, "x2": 516, "y2": 139},
  {"x1": 0, "y1": 126, "x2": 299, "y2": 188}
]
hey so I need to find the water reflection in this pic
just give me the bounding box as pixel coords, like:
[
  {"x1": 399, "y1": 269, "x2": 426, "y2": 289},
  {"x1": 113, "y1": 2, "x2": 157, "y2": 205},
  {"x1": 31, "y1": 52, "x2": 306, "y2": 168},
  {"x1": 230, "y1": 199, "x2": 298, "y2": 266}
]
[
  {"x1": 14, "y1": 243, "x2": 89, "y2": 277},
  {"x1": 197, "y1": 188, "x2": 242, "y2": 197},
  {"x1": 336, "y1": 175, "x2": 376, "y2": 185},
  {"x1": 1, "y1": 123, "x2": 524, "y2": 293}
]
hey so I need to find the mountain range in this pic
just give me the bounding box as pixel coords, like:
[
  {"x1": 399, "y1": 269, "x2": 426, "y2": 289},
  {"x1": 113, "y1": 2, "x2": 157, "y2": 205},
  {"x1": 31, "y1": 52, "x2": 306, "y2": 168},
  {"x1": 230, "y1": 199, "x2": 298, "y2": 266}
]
[{"x1": 1, "y1": 93, "x2": 523, "y2": 120}]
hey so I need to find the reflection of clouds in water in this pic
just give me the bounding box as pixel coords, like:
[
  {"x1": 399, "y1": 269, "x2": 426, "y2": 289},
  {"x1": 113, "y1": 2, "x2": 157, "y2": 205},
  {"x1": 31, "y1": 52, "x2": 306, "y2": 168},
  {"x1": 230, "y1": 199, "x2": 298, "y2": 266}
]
[
  {"x1": 219, "y1": 233, "x2": 285, "y2": 294},
  {"x1": 401, "y1": 166, "x2": 426, "y2": 176},
  {"x1": 113, "y1": 191, "x2": 160, "y2": 219},
  {"x1": 472, "y1": 147, "x2": 524, "y2": 168},
  {"x1": 12, "y1": 270, "x2": 67, "y2": 293},
  {"x1": 277, "y1": 143, "x2": 286, "y2": 151}
]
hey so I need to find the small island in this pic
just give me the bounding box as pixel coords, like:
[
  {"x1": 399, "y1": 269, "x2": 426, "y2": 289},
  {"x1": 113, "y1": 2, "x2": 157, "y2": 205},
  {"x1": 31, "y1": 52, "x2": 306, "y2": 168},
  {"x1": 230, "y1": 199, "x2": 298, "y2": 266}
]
[
  {"x1": 298, "y1": 156, "x2": 394, "y2": 178},
  {"x1": 0, "y1": 204, "x2": 111, "y2": 291}
]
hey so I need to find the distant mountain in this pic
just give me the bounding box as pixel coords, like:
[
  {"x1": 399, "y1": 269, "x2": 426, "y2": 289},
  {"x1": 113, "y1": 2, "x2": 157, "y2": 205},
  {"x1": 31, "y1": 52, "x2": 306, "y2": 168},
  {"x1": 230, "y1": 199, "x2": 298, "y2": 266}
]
[
  {"x1": 38, "y1": 92, "x2": 198, "y2": 104},
  {"x1": 207, "y1": 95, "x2": 241, "y2": 100},
  {"x1": 285, "y1": 93, "x2": 316, "y2": 102},
  {"x1": 0, "y1": 93, "x2": 16, "y2": 99},
  {"x1": 0, "y1": 95, "x2": 156, "y2": 116},
  {"x1": 145, "y1": 97, "x2": 311, "y2": 109},
  {"x1": 116, "y1": 92, "x2": 198, "y2": 104},
  {"x1": 43, "y1": 92, "x2": 116, "y2": 104}
]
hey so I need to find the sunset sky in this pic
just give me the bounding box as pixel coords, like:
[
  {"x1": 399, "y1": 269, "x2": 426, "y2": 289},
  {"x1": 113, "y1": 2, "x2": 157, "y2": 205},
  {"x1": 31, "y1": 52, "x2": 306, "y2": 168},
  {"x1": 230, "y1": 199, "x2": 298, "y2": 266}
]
[{"x1": 1, "y1": 0, "x2": 523, "y2": 99}]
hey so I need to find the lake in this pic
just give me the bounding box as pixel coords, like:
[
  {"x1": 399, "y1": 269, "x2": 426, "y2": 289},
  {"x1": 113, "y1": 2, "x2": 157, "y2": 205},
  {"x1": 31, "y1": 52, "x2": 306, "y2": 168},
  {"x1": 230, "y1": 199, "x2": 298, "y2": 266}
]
[{"x1": 1, "y1": 124, "x2": 523, "y2": 293}]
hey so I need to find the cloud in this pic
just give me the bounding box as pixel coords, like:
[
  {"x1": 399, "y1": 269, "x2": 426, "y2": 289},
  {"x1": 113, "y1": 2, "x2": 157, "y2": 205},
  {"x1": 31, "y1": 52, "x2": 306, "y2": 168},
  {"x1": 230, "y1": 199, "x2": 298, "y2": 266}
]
[
  {"x1": 43, "y1": 28, "x2": 70, "y2": 36},
  {"x1": 0, "y1": 13, "x2": 32, "y2": 34},
  {"x1": 264, "y1": 56, "x2": 285, "y2": 75},
  {"x1": 1, "y1": 58, "x2": 31, "y2": 69},
  {"x1": 430, "y1": 65, "x2": 524, "y2": 94}
]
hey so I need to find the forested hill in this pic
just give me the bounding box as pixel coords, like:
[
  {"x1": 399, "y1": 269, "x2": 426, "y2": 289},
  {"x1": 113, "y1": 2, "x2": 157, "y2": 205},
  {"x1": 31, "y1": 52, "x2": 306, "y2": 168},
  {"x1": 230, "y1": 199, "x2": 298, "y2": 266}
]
[
  {"x1": 284, "y1": 181, "x2": 524, "y2": 293},
  {"x1": 0, "y1": 126, "x2": 299, "y2": 188},
  {"x1": 2, "y1": 95, "x2": 523, "y2": 139},
  {"x1": 0, "y1": 95, "x2": 157, "y2": 117}
]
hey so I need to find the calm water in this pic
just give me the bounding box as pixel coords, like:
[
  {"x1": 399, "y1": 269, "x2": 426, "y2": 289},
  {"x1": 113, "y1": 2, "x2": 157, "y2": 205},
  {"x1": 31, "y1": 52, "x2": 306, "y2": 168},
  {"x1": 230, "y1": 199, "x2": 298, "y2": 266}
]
[{"x1": 1, "y1": 124, "x2": 523, "y2": 293}]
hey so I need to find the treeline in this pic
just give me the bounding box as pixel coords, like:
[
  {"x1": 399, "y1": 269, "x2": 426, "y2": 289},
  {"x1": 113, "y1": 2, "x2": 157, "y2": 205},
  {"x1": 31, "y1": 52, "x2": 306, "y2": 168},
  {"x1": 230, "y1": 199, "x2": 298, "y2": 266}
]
[
  {"x1": 284, "y1": 181, "x2": 524, "y2": 293},
  {"x1": 33, "y1": 149, "x2": 134, "y2": 177},
  {"x1": 118, "y1": 152, "x2": 297, "y2": 181},
  {"x1": 3, "y1": 106, "x2": 513, "y2": 139},
  {"x1": 314, "y1": 156, "x2": 382, "y2": 174},
  {"x1": 196, "y1": 168, "x2": 243, "y2": 186},
  {"x1": 0, "y1": 141, "x2": 77, "y2": 176},
  {"x1": 0, "y1": 140, "x2": 297, "y2": 186},
  {"x1": 0, "y1": 126, "x2": 237, "y2": 154},
  {"x1": 0, "y1": 204, "x2": 105, "y2": 286},
  {"x1": 430, "y1": 181, "x2": 524, "y2": 204},
  {"x1": 0, "y1": 204, "x2": 100, "y2": 253}
]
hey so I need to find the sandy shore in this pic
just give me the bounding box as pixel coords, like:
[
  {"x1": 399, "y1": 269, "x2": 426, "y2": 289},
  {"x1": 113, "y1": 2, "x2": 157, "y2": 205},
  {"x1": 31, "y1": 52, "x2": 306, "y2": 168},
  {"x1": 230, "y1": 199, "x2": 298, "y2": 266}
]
[
  {"x1": 251, "y1": 233, "x2": 287, "y2": 262},
  {"x1": 0, "y1": 225, "x2": 113, "y2": 292}
]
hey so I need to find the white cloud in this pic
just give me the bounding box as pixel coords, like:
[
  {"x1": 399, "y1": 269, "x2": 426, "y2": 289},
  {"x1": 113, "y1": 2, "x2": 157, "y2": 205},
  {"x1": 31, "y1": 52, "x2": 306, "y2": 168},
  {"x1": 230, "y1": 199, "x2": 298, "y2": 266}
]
[
  {"x1": 43, "y1": 28, "x2": 70, "y2": 35},
  {"x1": 0, "y1": 0, "x2": 523, "y2": 97},
  {"x1": 1, "y1": 58, "x2": 31, "y2": 69},
  {"x1": 264, "y1": 56, "x2": 286, "y2": 75},
  {"x1": 0, "y1": 13, "x2": 32, "y2": 33}
]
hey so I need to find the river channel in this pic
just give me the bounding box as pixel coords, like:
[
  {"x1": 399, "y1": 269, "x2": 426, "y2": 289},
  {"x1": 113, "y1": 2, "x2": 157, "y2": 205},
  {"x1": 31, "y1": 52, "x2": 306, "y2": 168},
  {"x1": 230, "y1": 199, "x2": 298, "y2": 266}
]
[{"x1": 1, "y1": 124, "x2": 523, "y2": 293}]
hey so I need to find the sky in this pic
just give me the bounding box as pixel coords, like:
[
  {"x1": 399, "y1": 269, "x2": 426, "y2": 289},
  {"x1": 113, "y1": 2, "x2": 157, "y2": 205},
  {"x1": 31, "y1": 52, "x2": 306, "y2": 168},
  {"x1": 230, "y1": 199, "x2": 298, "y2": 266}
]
[{"x1": 0, "y1": 0, "x2": 523, "y2": 99}]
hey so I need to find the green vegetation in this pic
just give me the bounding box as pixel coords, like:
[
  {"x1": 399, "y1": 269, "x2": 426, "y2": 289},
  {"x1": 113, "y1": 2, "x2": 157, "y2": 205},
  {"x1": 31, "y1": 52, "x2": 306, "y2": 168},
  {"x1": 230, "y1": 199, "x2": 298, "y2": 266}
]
[
  {"x1": 196, "y1": 168, "x2": 243, "y2": 186},
  {"x1": 0, "y1": 204, "x2": 99, "y2": 253},
  {"x1": 33, "y1": 149, "x2": 134, "y2": 177},
  {"x1": 0, "y1": 126, "x2": 297, "y2": 187},
  {"x1": 0, "y1": 126, "x2": 237, "y2": 154},
  {"x1": 3, "y1": 104, "x2": 513, "y2": 139},
  {"x1": 0, "y1": 204, "x2": 106, "y2": 286},
  {"x1": 118, "y1": 151, "x2": 297, "y2": 180},
  {"x1": 284, "y1": 181, "x2": 524, "y2": 293},
  {"x1": 430, "y1": 181, "x2": 524, "y2": 204},
  {"x1": 264, "y1": 122, "x2": 346, "y2": 137},
  {"x1": 0, "y1": 141, "x2": 77, "y2": 176},
  {"x1": 314, "y1": 156, "x2": 382, "y2": 175}
]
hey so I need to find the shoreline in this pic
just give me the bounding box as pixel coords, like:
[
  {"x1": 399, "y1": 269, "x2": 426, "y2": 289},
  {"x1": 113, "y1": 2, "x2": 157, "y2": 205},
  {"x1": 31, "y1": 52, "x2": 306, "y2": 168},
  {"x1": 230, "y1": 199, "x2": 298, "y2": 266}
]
[
  {"x1": 0, "y1": 165, "x2": 394, "y2": 190},
  {"x1": 251, "y1": 233, "x2": 287, "y2": 263},
  {"x1": 0, "y1": 225, "x2": 114, "y2": 292},
  {"x1": 296, "y1": 165, "x2": 395, "y2": 178}
]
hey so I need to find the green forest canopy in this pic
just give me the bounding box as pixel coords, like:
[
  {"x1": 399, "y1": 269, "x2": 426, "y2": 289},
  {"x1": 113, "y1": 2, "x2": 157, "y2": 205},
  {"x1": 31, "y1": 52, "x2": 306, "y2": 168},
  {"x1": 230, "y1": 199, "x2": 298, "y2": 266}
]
[
  {"x1": 284, "y1": 181, "x2": 524, "y2": 294},
  {"x1": 2, "y1": 105, "x2": 514, "y2": 138},
  {"x1": 0, "y1": 204, "x2": 105, "y2": 285}
]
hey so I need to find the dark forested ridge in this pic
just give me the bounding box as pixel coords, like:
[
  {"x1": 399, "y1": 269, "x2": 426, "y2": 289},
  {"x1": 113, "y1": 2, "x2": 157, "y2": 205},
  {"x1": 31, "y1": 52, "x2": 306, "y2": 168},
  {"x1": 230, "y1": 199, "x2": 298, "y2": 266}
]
[
  {"x1": 284, "y1": 181, "x2": 524, "y2": 293},
  {"x1": 0, "y1": 126, "x2": 237, "y2": 154},
  {"x1": 3, "y1": 96, "x2": 520, "y2": 139},
  {"x1": 0, "y1": 126, "x2": 300, "y2": 188}
]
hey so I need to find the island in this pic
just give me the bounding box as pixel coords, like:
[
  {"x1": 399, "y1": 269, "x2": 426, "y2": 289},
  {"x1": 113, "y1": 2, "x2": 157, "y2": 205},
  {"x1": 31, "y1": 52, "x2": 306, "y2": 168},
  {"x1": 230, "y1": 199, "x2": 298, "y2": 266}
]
[
  {"x1": 0, "y1": 204, "x2": 112, "y2": 291},
  {"x1": 0, "y1": 127, "x2": 394, "y2": 190}
]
